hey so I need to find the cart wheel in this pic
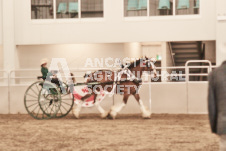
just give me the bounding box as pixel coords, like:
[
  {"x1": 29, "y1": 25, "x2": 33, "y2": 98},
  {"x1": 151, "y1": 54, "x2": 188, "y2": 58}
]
[
  {"x1": 24, "y1": 81, "x2": 59, "y2": 120},
  {"x1": 55, "y1": 82, "x2": 74, "y2": 118},
  {"x1": 38, "y1": 81, "x2": 61, "y2": 118}
]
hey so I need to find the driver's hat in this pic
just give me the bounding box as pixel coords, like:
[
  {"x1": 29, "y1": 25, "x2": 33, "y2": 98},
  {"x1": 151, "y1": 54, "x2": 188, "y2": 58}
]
[{"x1": 40, "y1": 58, "x2": 48, "y2": 65}]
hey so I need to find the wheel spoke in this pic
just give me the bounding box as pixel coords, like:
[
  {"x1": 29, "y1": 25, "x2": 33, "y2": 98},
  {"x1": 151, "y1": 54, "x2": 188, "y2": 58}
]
[
  {"x1": 27, "y1": 102, "x2": 38, "y2": 108},
  {"x1": 30, "y1": 104, "x2": 40, "y2": 113},
  {"x1": 60, "y1": 103, "x2": 68, "y2": 112},
  {"x1": 58, "y1": 106, "x2": 63, "y2": 115},
  {"x1": 55, "y1": 102, "x2": 62, "y2": 116},
  {"x1": 30, "y1": 87, "x2": 38, "y2": 96},
  {"x1": 35, "y1": 107, "x2": 41, "y2": 117},
  {"x1": 26, "y1": 93, "x2": 38, "y2": 99},
  {"x1": 26, "y1": 100, "x2": 38, "y2": 102},
  {"x1": 35, "y1": 83, "x2": 40, "y2": 92},
  {"x1": 54, "y1": 102, "x2": 57, "y2": 114},
  {"x1": 61, "y1": 94, "x2": 71, "y2": 98},
  {"x1": 61, "y1": 98, "x2": 73, "y2": 100},
  {"x1": 49, "y1": 102, "x2": 55, "y2": 115},
  {"x1": 43, "y1": 102, "x2": 49, "y2": 114},
  {"x1": 39, "y1": 100, "x2": 50, "y2": 106},
  {"x1": 61, "y1": 101, "x2": 72, "y2": 106},
  {"x1": 43, "y1": 103, "x2": 51, "y2": 113}
]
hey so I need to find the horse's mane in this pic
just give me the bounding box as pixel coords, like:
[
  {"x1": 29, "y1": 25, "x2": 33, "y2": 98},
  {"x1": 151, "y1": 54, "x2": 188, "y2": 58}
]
[{"x1": 127, "y1": 58, "x2": 143, "y2": 69}]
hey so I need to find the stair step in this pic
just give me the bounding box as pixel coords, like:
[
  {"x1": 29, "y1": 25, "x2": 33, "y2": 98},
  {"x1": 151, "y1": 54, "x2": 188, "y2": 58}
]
[
  {"x1": 175, "y1": 58, "x2": 201, "y2": 61},
  {"x1": 172, "y1": 44, "x2": 198, "y2": 49},
  {"x1": 174, "y1": 54, "x2": 200, "y2": 58},
  {"x1": 174, "y1": 52, "x2": 199, "y2": 55},
  {"x1": 173, "y1": 47, "x2": 198, "y2": 50},
  {"x1": 171, "y1": 41, "x2": 197, "y2": 45},
  {"x1": 175, "y1": 63, "x2": 186, "y2": 66},
  {"x1": 175, "y1": 58, "x2": 200, "y2": 61},
  {"x1": 175, "y1": 63, "x2": 201, "y2": 66}
]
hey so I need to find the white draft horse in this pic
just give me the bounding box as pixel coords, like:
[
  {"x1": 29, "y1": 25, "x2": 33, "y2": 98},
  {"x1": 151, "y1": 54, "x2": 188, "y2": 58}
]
[{"x1": 72, "y1": 57, "x2": 157, "y2": 119}]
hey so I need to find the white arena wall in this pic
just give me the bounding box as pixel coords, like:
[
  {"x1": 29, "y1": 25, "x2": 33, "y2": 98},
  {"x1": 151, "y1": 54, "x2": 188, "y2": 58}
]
[
  {"x1": 0, "y1": 82, "x2": 209, "y2": 115},
  {"x1": 15, "y1": 42, "x2": 174, "y2": 69},
  {"x1": 0, "y1": 0, "x2": 2, "y2": 45},
  {"x1": 0, "y1": 42, "x2": 211, "y2": 115},
  {"x1": 0, "y1": 46, "x2": 3, "y2": 69},
  {"x1": 16, "y1": 44, "x2": 125, "y2": 69},
  {"x1": 216, "y1": 0, "x2": 226, "y2": 65},
  {"x1": 14, "y1": 0, "x2": 216, "y2": 45},
  {"x1": 1, "y1": 0, "x2": 226, "y2": 72}
]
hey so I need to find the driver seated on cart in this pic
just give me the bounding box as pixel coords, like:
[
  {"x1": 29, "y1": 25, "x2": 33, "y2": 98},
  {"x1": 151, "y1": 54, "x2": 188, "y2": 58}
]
[{"x1": 39, "y1": 59, "x2": 64, "y2": 93}]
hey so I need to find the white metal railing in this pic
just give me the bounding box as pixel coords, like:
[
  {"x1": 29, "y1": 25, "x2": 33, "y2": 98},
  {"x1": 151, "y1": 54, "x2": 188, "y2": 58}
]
[
  {"x1": 0, "y1": 70, "x2": 8, "y2": 86},
  {"x1": 0, "y1": 70, "x2": 9, "y2": 114},
  {"x1": 8, "y1": 64, "x2": 217, "y2": 85},
  {"x1": 185, "y1": 60, "x2": 212, "y2": 82},
  {"x1": 2, "y1": 60, "x2": 218, "y2": 114},
  {"x1": 185, "y1": 60, "x2": 213, "y2": 113},
  {"x1": 8, "y1": 68, "x2": 120, "y2": 85}
]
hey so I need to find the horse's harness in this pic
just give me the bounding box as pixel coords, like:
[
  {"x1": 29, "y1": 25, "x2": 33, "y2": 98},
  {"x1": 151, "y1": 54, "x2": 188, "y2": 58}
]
[
  {"x1": 114, "y1": 58, "x2": 156, "y2": 85},
  {"x1": 114, "y1": 66, "x2": 142, "y2": 85},
  {"x1": 107, "y1": 58, "x2": 156, "y2": 95}
]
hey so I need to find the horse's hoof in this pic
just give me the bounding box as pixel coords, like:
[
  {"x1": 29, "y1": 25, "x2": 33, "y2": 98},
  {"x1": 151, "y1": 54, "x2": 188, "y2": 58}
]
[
  {"x1": 101, "y1": 112, "x2": 109, "y2": 119},
  {"x1": 142, "y1": 111, "x2": 151, "y2": 119},
  {"x1": 109, "y1": 111, "x2": 117, "y2": 120},
  {"x1": 106, "y1": 112, "x2": 113, "y2": 119},
  {"x1": 73, "y1": 113, "x2": 80, "y2": 119},
  {"x1": 72, "y1": 108, "x2": 80, "y2": 119},
  {"x1": 142, "y1": 116, "x2": 151, "y2": 119},
  {"x1": 74, "y1": 115, "x2": 80, "y2": 119}
]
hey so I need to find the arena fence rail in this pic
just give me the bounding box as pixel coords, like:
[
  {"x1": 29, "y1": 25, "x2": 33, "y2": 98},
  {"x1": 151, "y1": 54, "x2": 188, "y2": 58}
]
[
  {"x1": 1, "y1": 60, "x2": 217, "y2": 114},
  {"x1": 0, "y1": 70, "x2": 9, "y2": 114}
]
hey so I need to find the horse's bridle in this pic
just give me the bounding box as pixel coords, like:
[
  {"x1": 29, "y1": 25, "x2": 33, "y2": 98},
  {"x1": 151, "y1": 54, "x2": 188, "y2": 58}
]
[
  {"x1": 145, "y1": 58, "x2": 157, "y2": 76},
  {"x1": 118, "y1": 58, "x2": 157, "y2": 83}
]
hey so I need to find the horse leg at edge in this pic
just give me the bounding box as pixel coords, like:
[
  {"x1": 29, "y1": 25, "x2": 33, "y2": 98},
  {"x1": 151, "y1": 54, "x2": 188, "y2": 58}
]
[
  {"x1": 108, "y1": 94, "x2": 129, "y2": 119},
  {"x1": 72, "y1": 101, "x2": 82, "y2": 119},
  {"x1": 94, "y1": 94, "x2": 108, "y2": 118},
  {"x1": 134, "y1": 94, "x2": 151, "y2": 119},
  {"x1": 73, "y1": 93, "x2": 95, "y2": 119}
]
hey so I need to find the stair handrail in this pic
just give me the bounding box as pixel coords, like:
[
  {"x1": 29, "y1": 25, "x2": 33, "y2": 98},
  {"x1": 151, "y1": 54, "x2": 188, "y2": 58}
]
[
  {"x1": 168, "y1": 42, "x2": 175, "y2": 66},
  {"x1": 201, "y1": 43, "x2": 206, "y2": 60},
  {"x1": 185, "y1": 60, "x2": 212, "y2": 82}
]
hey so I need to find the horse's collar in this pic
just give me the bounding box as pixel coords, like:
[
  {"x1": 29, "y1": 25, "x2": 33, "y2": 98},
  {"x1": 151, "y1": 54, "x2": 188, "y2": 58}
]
[{"x1": 117, "y1": 67, "x2": 142, "y2": 84}]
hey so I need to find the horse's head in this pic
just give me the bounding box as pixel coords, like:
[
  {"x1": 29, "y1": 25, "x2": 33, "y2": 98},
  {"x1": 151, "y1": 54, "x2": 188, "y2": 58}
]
[
  {"x1": 143, "y1": 56, "x2": 157, "y2": 78},
  {"x1": 125, "y1": 57, "x2": 157, "y2": 78}
]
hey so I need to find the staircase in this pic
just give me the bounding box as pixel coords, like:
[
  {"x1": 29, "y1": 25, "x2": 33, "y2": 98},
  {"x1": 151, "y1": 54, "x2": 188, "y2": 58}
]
[{"x1": 170, "y1": 41, "x2": 205, "y2": 81}]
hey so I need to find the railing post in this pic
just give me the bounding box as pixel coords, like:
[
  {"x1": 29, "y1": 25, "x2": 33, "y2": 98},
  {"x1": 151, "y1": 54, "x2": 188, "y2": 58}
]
[
  {"x1": 8, "y1": 70, "x2": 11, "y2": 114},
  {"x1": 185, "y1": 60, "x2": 212, "y2": 114},
  {"x1": 148, "y1": 75, "x2": 152, "y2": 112}
]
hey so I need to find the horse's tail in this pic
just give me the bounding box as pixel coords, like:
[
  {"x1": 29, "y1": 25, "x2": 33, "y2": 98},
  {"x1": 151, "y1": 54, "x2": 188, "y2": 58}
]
[
  {"x1": 83, "y1": 73, "x2": 90, "y2": 78},
  {"x1": 84, "y1": 73, "x2": 93, "y2": 83}
]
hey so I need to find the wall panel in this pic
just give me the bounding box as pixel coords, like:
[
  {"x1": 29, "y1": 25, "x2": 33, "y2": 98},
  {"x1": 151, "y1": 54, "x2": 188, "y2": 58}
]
[
  {"x1": 4, "y1": 82, "x2": 209, "y2": 115},
  {"x1": 0, "y1": 86, "x2": 8, "y2": 114},
  {"x1": 187, "y1": 82, "x2": 208, "y2": 114},
  {"x1": 14, "y1": 0, "x2": 216, "y2": 45}
]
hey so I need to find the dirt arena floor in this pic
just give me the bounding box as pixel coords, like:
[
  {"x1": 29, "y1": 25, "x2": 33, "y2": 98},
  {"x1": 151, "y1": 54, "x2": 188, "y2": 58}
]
[{"x1": 0, "y1": 114, "x2": 219, "y2": 151}]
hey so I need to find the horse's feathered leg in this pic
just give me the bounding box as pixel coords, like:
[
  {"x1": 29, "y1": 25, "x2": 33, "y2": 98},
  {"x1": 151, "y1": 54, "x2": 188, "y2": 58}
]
[
  {"x1": 108, "y1": 94, "x2": 130, "y2": 119},
  {"x1": 73, "y1": 92, "x2": 95, "y2": 119},
  {"x1": 134, "y1": 94, "x2": 151, "y2": 119},
  {"x1": 72, "y1": 101, "x2": 82, "y2": 119},
  {"x1": 94, "y1": 94, "x2": 108, "y2": 118}
]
